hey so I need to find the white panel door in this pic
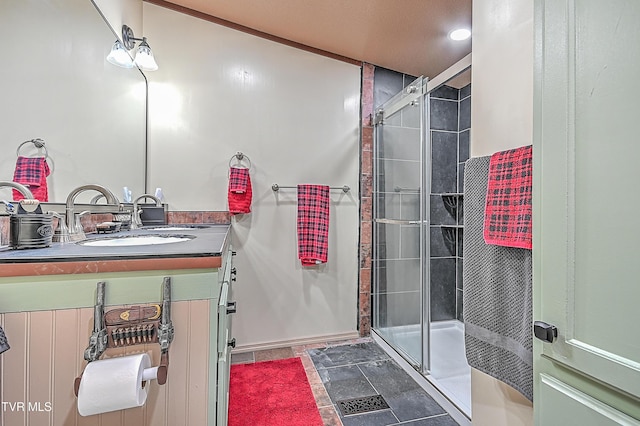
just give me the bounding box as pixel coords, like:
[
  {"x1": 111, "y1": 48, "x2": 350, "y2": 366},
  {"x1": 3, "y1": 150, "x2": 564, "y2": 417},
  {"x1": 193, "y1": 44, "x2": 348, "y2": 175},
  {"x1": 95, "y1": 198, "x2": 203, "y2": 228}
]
[{"x1": 534, "y1": 0, "x2": 640, "y2": 422}]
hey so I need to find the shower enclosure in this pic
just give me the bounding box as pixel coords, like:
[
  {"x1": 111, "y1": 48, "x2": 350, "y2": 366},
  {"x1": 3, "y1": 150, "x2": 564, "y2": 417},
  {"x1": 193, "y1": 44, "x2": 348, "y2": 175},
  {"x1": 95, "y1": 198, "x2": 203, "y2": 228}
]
[{"x1": 372, "y1": 72, "x2": 471, "y2": 417}]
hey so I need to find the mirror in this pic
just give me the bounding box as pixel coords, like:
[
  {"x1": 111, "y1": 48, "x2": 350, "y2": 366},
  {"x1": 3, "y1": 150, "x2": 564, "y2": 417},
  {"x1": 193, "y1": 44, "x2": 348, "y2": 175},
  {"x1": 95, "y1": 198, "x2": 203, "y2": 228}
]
[{"x1": 0, "y1": 0, "x2": 147, "y2": 203}]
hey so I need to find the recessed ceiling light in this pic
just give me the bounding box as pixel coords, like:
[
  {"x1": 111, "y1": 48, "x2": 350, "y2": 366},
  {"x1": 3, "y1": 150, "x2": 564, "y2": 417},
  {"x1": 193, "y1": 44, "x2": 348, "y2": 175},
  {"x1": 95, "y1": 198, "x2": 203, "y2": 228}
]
[{"x1": 449, "y1": 28, "x2": 471, "y2": 41}]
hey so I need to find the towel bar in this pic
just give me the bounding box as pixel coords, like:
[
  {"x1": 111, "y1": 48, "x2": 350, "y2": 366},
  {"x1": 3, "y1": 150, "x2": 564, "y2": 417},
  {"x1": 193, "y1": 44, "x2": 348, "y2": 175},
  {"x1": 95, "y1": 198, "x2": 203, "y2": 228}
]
[{"x1": 271, "y1": 184, "x2": 350, "y2": 193}]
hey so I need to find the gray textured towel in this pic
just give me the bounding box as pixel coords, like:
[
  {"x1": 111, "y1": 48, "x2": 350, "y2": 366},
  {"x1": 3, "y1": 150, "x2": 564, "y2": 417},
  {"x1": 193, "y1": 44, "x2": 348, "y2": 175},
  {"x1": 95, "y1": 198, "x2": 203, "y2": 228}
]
[
  {"x1": 463, "y1": 156, "x2": 533, "y2": 401},
  {"x1": 0, "y1": 325, "x2": 9, "y2": 354}
]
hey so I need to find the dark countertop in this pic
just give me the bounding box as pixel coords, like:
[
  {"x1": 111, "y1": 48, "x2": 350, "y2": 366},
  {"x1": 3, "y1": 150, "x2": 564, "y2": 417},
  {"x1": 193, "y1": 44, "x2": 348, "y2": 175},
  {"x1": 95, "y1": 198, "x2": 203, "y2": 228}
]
[{"x1": 0, "y1": 224, "x2": 230, "y2": 276}]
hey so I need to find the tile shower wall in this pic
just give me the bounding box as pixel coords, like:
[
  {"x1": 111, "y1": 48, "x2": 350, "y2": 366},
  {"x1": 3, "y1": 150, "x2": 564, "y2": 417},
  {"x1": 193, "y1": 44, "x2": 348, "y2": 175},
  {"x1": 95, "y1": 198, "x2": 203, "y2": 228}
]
[
  {"x1": 370, "y1": 67, "x2": 471, "y2": 326},
  {"x1": 430, "y1": 83, "x2": 471, "y2": 322}
]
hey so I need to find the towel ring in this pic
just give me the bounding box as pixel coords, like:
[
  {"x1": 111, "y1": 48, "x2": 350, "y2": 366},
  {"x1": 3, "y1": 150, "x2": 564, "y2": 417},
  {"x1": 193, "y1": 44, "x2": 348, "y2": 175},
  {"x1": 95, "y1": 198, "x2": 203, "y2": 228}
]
[
  {"x1": 229, "y1": 152, "x2": 251, "y2": 169},
  {"x1": 16, "y1": 138, "x2": 48, "y2": 158}
]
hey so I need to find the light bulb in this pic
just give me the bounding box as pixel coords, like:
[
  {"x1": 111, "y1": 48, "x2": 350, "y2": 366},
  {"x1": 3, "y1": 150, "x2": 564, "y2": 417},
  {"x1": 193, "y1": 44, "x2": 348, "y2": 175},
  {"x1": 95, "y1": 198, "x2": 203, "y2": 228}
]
[
  {"x1": 449, "y1": 28, "x2": 471, "y2": 41},
  {"x1": 106, "y1": 41, "x2": 134, "y2": 68},
  {"x1": 134, "y1": 41, "x2": 158, "y2": 72}
]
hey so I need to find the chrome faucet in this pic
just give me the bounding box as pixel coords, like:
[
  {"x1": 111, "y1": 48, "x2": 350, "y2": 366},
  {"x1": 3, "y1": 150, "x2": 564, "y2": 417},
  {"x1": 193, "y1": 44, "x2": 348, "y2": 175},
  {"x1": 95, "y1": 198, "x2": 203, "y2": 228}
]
[
  {"x1": 131, "y1": 194, "x2": 162, "y2": 229},
  {"x1": 0, "y1": 181, "x2": 35, "y2": 200},
  {"x1": 65, "y1": 184, "x2": 119, "y2": 241}
]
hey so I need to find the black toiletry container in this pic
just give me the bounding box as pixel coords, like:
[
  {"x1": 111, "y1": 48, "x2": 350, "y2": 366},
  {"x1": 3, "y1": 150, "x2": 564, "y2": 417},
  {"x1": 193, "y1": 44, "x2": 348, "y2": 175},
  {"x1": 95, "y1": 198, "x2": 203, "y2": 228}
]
[
  {"x1": 10, "y1": 214, "x2": 54, "y2": 249},
  {"x1": 140, "y1": 206, "x2": 166, "y2": 226}
]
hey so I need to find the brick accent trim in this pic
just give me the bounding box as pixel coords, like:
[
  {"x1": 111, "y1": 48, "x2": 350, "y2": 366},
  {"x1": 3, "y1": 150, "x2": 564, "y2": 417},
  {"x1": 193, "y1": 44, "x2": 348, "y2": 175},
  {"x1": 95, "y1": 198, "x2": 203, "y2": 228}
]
[{"x1": 359, "y1": 63, "x2": 375, "y2": 336}]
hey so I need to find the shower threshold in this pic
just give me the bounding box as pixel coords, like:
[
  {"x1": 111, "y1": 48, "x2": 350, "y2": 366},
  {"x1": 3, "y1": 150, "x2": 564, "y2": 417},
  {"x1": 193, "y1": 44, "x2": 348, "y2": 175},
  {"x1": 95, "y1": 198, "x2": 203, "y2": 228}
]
[{"x1": 372, "y1": 321, "x2": 472, "y2": 422}]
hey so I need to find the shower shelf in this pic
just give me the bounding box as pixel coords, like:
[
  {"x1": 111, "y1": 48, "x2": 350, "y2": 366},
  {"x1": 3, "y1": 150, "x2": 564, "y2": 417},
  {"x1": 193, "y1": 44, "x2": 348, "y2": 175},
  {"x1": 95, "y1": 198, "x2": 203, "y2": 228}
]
[
  {"x1": 438, "y1": 193, "x2": 463, "y2": 220},
  {"x1": 441, "y1": 226, "x2": 458, "y2": 256}
]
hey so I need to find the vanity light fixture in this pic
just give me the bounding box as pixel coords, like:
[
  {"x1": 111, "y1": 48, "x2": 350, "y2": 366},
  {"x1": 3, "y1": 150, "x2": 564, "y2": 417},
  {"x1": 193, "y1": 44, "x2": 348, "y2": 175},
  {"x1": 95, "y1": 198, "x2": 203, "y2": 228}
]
[
  {"x1": 449, "y1": 28, "x2": 471, "y2": 41},
  {"x1": 106, "y1": 40, "x2": 134, "y2": 68},
  {"x1": 121, "y1": 24, "x2": 158, "y2": 71}
]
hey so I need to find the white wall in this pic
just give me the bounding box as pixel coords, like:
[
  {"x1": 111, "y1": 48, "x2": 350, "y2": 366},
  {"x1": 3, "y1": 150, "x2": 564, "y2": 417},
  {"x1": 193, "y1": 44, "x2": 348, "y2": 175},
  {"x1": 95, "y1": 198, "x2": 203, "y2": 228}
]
[
  {"x1": 143, "y1": 3, "x2": 361, "y2": 348},
  {"x1": 470, "y1": 0, "x2": 534, "y2": 424},
  {"x1": 471, "y1": 0, "x2": 534, "y2": 158},
  {"x1": 93, "y1": 0, "x2": 143, "y2": 42}
]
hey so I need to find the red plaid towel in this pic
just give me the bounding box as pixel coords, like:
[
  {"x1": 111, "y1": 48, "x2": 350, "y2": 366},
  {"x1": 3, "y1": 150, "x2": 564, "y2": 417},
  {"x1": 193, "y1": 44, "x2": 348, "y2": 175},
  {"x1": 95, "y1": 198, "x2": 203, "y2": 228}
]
[
  {"x1": 12, "y1": 156, "x2": 50, "y2": 202},
  {"x1": 297, "y1": 184, "x2": 330, "y2": 266},
  {"x1": 483, "y1": 145, "x2": 533, "y2": 249},
  {"x1": 229, "y1": 167, "x2": 249, "y2": 193},
  {"x1": 228, "y1": 168, "x2": 252, "y2": 215}
]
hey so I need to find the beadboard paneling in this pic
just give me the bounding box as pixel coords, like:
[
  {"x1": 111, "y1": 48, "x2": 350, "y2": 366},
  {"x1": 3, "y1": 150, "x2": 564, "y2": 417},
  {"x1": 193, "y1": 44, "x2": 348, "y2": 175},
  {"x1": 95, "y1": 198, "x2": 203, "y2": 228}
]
[{"x1": 0, "y1": 300, "x2": 211, "y2": 425}]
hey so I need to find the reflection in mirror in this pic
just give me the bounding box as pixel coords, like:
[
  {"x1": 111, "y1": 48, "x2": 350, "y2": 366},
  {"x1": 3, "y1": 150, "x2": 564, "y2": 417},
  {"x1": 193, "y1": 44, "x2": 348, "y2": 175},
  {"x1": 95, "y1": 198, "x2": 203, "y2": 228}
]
[{"x1": 0, "y1": 0, "x2": 147, "y2": 203}]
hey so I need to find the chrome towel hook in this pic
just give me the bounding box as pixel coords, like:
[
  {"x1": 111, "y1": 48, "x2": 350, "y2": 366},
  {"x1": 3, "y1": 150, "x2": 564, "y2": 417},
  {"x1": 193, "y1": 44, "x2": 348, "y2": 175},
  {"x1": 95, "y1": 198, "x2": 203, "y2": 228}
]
[
  {"x1": 229, "y1": 151, "x2": 251, "y2": 169},
  {"x1": 16, "y1": 138, "x2": 48, "y2": 158}
]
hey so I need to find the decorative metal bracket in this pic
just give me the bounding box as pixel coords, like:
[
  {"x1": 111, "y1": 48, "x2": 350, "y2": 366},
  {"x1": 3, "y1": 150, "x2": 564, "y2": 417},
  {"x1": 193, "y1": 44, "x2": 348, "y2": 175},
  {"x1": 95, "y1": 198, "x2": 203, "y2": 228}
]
[
  {"x1": 74, "y1": 277, "x2": 174, "y2": 396},
  {"x1": 83, "y1": 281, "x2": 108, "y2": 362}
]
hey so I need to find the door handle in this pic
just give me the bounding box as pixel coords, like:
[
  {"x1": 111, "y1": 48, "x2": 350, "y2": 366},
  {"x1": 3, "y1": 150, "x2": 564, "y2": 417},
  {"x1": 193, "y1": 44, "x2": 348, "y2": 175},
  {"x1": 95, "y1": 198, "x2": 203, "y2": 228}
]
[{"x1": 534, "y1": 321, "x2": 558, "y2": 343}]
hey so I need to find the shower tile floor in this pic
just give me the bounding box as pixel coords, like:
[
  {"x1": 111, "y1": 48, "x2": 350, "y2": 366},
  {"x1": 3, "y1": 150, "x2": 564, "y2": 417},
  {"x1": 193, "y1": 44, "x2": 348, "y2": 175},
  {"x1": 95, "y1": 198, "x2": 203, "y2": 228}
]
[{"x1": 231, "y1": 338, "x2": 460, "y2": 426}]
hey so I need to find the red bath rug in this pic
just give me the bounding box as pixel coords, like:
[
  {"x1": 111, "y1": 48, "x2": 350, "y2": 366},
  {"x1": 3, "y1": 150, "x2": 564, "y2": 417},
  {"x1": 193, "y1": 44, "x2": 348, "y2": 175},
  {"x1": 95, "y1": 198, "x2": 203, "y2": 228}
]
[{"x1": 228, "y1": 357, "x2": 323, "y2": 426}]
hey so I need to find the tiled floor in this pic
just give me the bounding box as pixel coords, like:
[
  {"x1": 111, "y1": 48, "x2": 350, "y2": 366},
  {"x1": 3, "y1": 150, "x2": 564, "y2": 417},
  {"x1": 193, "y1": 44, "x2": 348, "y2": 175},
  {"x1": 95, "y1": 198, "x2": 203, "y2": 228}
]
[{"x1": 231, "y1": 338, "x2": 460, "y2": 426}]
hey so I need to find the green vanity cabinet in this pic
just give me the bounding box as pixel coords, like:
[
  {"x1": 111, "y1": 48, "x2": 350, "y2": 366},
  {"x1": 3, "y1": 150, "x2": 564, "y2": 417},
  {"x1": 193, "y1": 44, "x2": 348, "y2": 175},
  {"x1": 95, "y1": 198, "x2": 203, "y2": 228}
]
[
  {"x1": 216, "y1": 251, "x2": 235, "y2": 426},
  {"x1": 0, "y1": 246, "x2": 235, "y2": 426}
]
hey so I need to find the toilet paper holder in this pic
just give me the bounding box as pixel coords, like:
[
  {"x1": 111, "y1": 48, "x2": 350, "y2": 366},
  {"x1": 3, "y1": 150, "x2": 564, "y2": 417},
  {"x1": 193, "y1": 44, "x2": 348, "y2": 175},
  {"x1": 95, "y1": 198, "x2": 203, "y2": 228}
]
[{"x1": 74, "y1": 277, "x2": 175, "y2": 397}]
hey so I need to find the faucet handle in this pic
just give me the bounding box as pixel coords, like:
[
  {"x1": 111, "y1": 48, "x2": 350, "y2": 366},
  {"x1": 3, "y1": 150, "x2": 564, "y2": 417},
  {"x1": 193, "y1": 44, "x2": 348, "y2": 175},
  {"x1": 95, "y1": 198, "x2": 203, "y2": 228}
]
[
  {"x1": 48, "y1": 211, "x2": 71, "y2": 243},
  {"x1": 1, "y1": 200, "x2": 15, "y2": 214},
  {"x1": 130, "y1": 208, "x2": 143, "y2": 229},
  {"x1": 74, "y1": 211, "x2": 91, "y2": 234}
]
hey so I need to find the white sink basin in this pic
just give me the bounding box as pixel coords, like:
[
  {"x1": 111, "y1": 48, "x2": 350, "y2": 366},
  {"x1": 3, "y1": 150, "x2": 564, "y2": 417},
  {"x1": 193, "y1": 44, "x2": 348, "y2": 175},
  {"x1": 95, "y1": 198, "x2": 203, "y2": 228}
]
[
  {"x1": 144, "y1": 226, "x2": 200, "y2": 231},
  {"x1": 80, "y1": 234, "x2": 193, "y2": 247},
  {"x1": 143, "y1": 225, "x2": 211, "y2": 231}
]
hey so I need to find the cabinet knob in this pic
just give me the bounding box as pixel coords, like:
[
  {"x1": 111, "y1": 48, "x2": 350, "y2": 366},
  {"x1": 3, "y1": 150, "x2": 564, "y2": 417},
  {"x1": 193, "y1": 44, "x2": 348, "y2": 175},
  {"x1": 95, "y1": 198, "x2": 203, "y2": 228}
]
[
  {"x1": 534, "y1": 321, "x2": 558, "y2": 343},
  {"x1": 226, "y1": 301, "x2": 237, "y2": 314},
  {"x1": 228, "y1": 338, "x2": 236, "y2": 349}
]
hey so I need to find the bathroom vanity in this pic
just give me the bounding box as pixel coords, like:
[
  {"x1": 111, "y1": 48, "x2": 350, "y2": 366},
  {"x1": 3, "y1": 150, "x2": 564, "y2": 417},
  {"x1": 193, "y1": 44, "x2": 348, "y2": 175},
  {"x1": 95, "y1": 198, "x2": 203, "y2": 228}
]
[{"x1": 0, "y1": 225, "x2": 234, "y2": 426}]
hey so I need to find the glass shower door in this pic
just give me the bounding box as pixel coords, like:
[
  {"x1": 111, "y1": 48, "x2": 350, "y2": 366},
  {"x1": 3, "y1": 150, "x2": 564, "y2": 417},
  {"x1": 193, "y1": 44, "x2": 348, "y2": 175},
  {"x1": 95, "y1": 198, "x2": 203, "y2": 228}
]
[{"x1": 373, "y1": 77, "x2": 429, "y2": 369}]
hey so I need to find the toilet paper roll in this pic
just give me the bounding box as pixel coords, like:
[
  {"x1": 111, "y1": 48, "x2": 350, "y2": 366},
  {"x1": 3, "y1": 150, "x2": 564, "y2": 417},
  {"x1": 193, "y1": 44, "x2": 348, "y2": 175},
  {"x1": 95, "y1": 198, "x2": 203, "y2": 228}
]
[{"x1": 77, "y1": 353, "x2": 153, "y2": 417}]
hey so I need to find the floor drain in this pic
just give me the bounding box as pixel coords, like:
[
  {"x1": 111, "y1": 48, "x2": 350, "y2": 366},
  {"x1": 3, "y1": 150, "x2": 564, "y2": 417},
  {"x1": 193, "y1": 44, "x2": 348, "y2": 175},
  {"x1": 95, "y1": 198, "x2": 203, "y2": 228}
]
[{"x1": 336, "y1": 394, "x2": 390, "y2": 416}]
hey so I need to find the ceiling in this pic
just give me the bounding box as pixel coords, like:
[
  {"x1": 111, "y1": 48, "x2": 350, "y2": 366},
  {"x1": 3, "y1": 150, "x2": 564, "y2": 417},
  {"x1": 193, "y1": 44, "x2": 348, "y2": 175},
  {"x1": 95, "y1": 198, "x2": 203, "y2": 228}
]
[{"x1": 152, "y1": 0, "x2": 472, "y2": 81}]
